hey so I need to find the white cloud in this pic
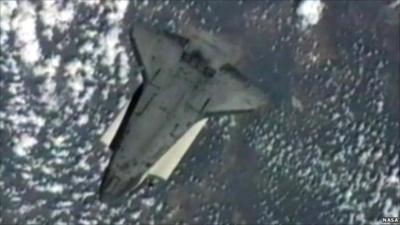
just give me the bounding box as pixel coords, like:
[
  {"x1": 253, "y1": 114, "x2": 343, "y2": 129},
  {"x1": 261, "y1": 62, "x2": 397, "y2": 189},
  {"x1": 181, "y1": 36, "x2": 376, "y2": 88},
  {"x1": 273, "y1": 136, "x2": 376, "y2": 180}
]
[
  {"x1": 13, "y1": 134, "x2": 38, "y2": 157},
  {"x1": 103, "y1": 27, "x2": 123, "y2": 65},
  {"x1": 44, "y1": 183, "x2": 64, "y2": 193},
  {"x1": 77, "y1": 114, "x2": 89, "y2": 126},
  {"x1": 39, "y1": 1, "x2": 75, "y2": 39},
  {"x1": 11, "y1": 1, "x2": 41, "y2": 64},
  {"x1": 0, "y1": 1, "x2": 18, "y2": 45},
  {"x1": 107, "y1": 0, "x2": 129, "y2": 23},
  {"x1": 297, "y1": 0, "x2": 325, "y2": 30},
  {"x1": 141, "y1": 197, "x2": 156, "y2": 207}
]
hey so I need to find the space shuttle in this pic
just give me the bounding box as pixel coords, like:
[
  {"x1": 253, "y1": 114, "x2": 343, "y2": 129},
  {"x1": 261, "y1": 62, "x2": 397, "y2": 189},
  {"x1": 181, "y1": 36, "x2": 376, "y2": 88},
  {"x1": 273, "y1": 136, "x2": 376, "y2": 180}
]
[{"x1": 98, "y1": 24, "x2": 269, "y2": 201}]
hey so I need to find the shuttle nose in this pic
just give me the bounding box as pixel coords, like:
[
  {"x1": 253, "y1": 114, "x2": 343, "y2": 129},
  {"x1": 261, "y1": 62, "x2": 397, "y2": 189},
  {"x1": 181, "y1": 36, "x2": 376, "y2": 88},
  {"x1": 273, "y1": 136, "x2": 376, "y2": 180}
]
[
  {"x1": 99, "y1": 167, "x2": 124, "y2": 201},
  {"x1": 99, "y1": 167, "x2": 115, "y2": 201},
  {"x1": 99, "y1": 172, "x2": 125, "y2": 202},
  {"x1": 99, "y1": 166, "x2": 143, "y2": 202}
]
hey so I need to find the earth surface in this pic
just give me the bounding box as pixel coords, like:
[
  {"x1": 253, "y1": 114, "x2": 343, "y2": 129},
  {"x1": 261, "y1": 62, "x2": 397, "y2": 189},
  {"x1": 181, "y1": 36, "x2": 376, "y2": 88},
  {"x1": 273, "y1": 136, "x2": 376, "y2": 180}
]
[{"x1": 0, "y1": 0, "x2": 399, "y2": 224}]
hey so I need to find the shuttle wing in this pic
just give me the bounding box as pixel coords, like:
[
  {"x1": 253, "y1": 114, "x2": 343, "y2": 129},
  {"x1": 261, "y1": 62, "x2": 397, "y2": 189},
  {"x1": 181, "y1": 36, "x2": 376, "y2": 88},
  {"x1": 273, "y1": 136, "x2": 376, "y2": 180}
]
[
  {"x1": 189, "y1": 65, "x2": 268, "y2": 115},
  {"x1": 138, "y1": 118, "x2": 208, "y2": 184},
  {"x1": 100, "y1": 104, "x2": 129, "y2": 147},
  {"x1": 205, "y1": 66, "x2": 267, "y2": 113}
]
